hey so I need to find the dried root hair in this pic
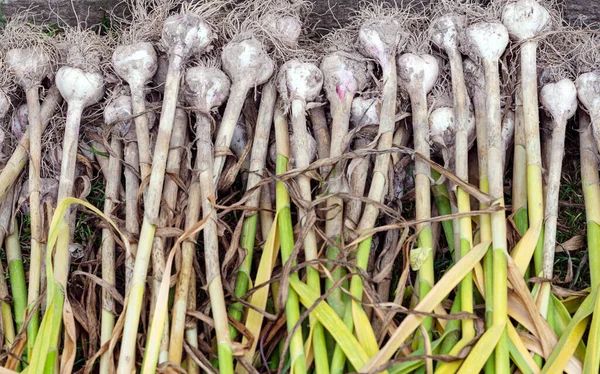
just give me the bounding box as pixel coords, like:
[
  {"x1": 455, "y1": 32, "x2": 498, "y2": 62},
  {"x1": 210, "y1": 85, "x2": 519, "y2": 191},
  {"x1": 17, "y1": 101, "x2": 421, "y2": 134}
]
[
  {"x1": 319, "y1": 27, "x2": 357, "y2": 55},
  {"x1": 0, "y1": 56, "x2": 17, "y2": 100},
  {"x1": 0, "y1": 103, "x2": 16, "y2": 162},
  {"x1": 41, "y1": 108, "x2": 67, "y2": 179},
  {"x1": 181, "y1": 0, "x2": 232, "y2": 35},
  {"x1": 537, "y1": 28, "x2": 581, "y2": 83},
  {"x1": 0, "y1": 10, "x2": 59, "y2": 96},
  {"x1": 403, "y1": 28, "x2": 433, "y2": 55},
  {"x1": 348, "y1": 0, "x2": 420, "y2": 30},
  {"x1": 347, "y1": 0, "x2": 421, "y2": 53},
  {"x1": 500, "y1": 45, "x2": 519, "y2": 110},
  {"x1": 112, "y1": 0, "x2": 181, "y2": 45},
  {"x1": 565, "y1": 27, "x2": 600, "y2": 74},
  {"x1": 221, "y1": 0, "x2": 314, "y2": 63},
  {"x1": 503, "y1": 0, "x2": 576, "y2": 82},
  {"x1": 1, "y1": 10, "x2": 60, "y2": 61},
  {"x1": 0, "y1": 55, "x2": 17, "y2": 156},
  {"x1": 192, "y1": 50, "x2": 222, "y2": 69},
  {"x1": 57, "y1": 25, "x2": 116, "y2": 78},
  {"x1": 153, "y1": 0, "x2": 231, "y2": 55},
  {"x1": 427, "y1": 0, "x2": 478, "y2": 19},
  {"x1": 398, "y1": 6, "x2": 430, "y2": 55},
  {"x1": 470, "y1": 0, "x2": 504, "y2": 23}
]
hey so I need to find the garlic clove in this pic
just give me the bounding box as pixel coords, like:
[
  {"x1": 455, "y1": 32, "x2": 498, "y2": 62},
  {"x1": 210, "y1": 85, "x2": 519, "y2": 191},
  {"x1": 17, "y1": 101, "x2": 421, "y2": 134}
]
[
  {"x1": 463, "y1": 58, "x2": 485, "y2": 98},
  {"x1": 429, "y1": 106, "x2": 455, "y2": 150},
  {"x1": 230, "y1": 120, "x2": 248, "y2": 161}
]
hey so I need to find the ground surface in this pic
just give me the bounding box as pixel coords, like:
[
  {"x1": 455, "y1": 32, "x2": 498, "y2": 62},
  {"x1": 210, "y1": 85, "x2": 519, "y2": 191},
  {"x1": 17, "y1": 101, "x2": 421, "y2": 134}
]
[{"x1": 2, "y1": 0, "x2": 600, "y2": 27}]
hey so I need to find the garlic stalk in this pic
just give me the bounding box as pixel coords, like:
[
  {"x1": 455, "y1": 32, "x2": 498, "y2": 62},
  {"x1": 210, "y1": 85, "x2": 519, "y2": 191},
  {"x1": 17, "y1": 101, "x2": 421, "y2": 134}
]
[
  {"x1": 278, "y1": 59, "x2": 327, "y2": 374},
  {"x1": 229, "y1": 79, "x2": 277, "y2": 337},
  {"x1": 99, "y1": 95, "x2": 130, "y2": 374},
  {"x1": 540, "y1": 79, "x2": 577, "y2": 314},
  {"x1": 0, "y1": 86, "x2": 61, "y2": 354},
  {"x1": 31, "y1": 32, "x2": 106, "y2": 373},
  {"x1": 331, "y1": 16, "x2": 406, "y2": 374},
  {"x1": 112, "y1": 42, "x2": 157, "y2": 182},
  {"x1": 431, "y1": 15, "x2": 477, "y2": 342},
  {"x1": 463, "y1": 56, "x2": 495, "y2": 347},
  {"x1": 502, "y1": 0, "x2": 551, "y2": 278},
  {"x1": 320, "y1": 52, "x2": 369, "y2": 320},
  {"x1": 463, "y1": 20, "x2": 509, "y2": 372},
  {"x1": 5, "y1": 50, "x2": 51, "y2": 354},
  {"x1": 213, "y1": 37, "x2": 274, "y2": 187},
  {"x1": 170, "y1": 65, "x2": 230, "y2": 367},
  {"x1": 397, "y1": 52, "x2": 439, "y2": 340},
  {"x1": 123, "y1": 122, "x2": 140, "y2": 293},
  {"x1": 346, "y1": 96, "x2": 380, "y2": 237},
  {"x1": 117, "y1": 14, "x2": 213, "y2": 373},
  {"x1": 152, "y1": 107, "x2": 187, "y2": 363}
]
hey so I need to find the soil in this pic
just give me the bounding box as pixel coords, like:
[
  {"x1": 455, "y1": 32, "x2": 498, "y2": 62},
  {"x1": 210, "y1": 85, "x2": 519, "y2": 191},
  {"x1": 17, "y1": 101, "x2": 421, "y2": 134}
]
[{"x1": 2, "y1": 0, "x2": 599, "y2": 28}]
